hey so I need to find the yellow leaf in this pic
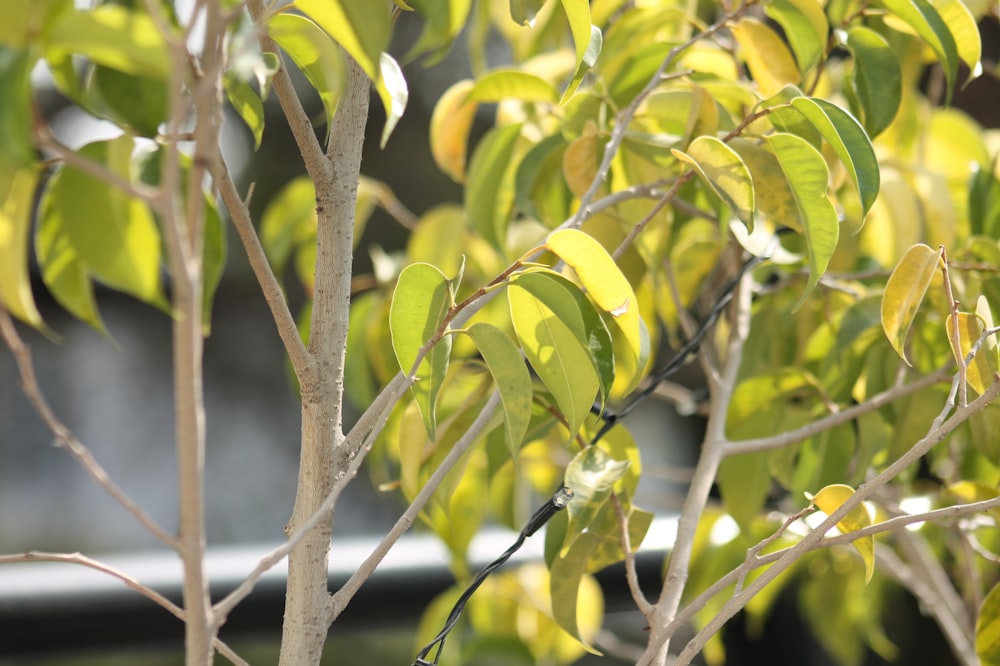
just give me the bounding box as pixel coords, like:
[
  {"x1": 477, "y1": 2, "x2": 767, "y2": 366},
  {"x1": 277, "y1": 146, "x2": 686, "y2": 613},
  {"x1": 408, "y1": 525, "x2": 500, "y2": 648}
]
[
  {"x1": 881, "y1": 243, "x2": 943, "y2": 364},
  {"x1": 430, "y1": 79, "x2": 478, "y2": 183},
  {"x1": 730, "y1": 18, "x2": 801, "y2": 97},
  {"x1": 807, "y1": 484, "x2": 875, "y2": 584},
  {"x1": 562, "y1": 130, "x2": 600, "y2": 197},
  {"x1": 946, "y1": 309, "x2": 997, "y2": 396}
]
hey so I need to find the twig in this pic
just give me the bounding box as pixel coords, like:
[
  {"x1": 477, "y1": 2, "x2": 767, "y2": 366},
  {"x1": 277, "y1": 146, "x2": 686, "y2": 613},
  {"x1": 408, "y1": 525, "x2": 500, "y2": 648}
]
[
  {"x1": 328, "y1": 391, "x2": 503, "y2": 624},
  {"x1": 734, "y1": 506, "x2": 814, "y2": 594},
  {"x1": 670, "y1": 375, "x2": 1000, "y2": 665},
  {"x1": 725, "y1": 368, "x2": 950, "y2": 455},
  {"x1": 34, "y1": 129, "x2": 157, "y2": 201},
  {"x1": 0, "y1": 551, "x2": 248, "y2": 666},
  {"x1": 212, "y1": 156, "x2": 313, "y2": 379},
  {"x1": 0, "y1": 308, "x2": 177, "y2": 548},
  {"x1": 611, "y1": 491, "x2": 653, "y2": 616}
]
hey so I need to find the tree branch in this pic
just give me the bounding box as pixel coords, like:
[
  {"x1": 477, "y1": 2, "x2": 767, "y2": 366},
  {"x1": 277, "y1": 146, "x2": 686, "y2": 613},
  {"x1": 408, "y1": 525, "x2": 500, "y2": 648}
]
[
  {"x1": 0, "y1": 307, "x2": 176, "y2": 548},
  {"x1": 0, "y1": 551, "x2": 247, "y2": 666}
]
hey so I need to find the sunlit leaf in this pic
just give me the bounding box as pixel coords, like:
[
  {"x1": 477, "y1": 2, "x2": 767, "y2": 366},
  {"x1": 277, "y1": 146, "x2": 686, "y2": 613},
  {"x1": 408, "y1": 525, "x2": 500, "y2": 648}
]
[
  {"x1": 807, "y1": 484, "x2": 875, "y2": 584},
  {"x1": 49, "y1": 138, "x2": 166, "y2": 308},
  {"x1": 561, "y1": 24, "x2": 602, "y2": 103},
  {"x1": 375, "y1": 53, "x2": 408, "y2": 148},
  {"x1": 562, "y1": 131, "x2": 600, "y2": 197},
  {"x1": 881, "y1": 243, "x2": 943, "y2": 364},
  {"x1": 45, "y1": 5, "x2": 170, "y2": 79},
  {"x1": 509, "y1": 271, "x2": 601, "y2": 435},
  {"x1": 843, "y1": 27, "x2": 902, "y2": 139},
  {"x1": 764, "y1": 0, "x2": 829, "y2": 73},
  {"x1": 465, "y1": 322, "x2": 533, "y2": 454},
  {"x1": 672, "y1": 135, "x2": 755, "y2": 231},
  {"x1": 468, "y1": 69, "x2": 559, "y2": 103},
  {"x1": 564, "y1": 445, "x2": 630, "y2": 539},
  {"x1": 929, "y1": 0, "x2": 982, "y2": 83},
  {"x1": 510, "y1": 0, "x2": 547, "y2": 26},
  {"x1": 882, "y1": 0, "x2": 959, "y2": 104},
  {"x1": 269, "y1": 12, "x2": 346, "y2": 135},
  {"x1": 291, "y1": 0, "x2": 390, "y2": 84},
  {"x1": 731, "y1": 17, "x2": 800, "y2": 97},
  {"x1": 764, "y1": 133, "x2": 839, "y2": 307},
  {"x1": 790, "y1": 98, "x2": 879, "y2": 218},
  {"x1": 549, "y1": 532, "x2": 605, "y2": 654},
  {"x1": 389, "y1": 262, "x2": 455, "y2": 439},
  {"x1": 429, "y1": 79, "x2": 477, "y2": 183},
  {"x1": 0, "y1": 164, "x2": 43, "y2": 327},
  {"x1": 466, "y1": 123, "x2": 522, "y2": 249},
  {"x1": 404, "y1": 0, "x2": 472, "y2": 65},
  {"x1": 945, "y1": 311, "x2": 994, "y2": 396},
  {"x1": 224, "y1": 75, "x2": 265, "y2": 149},
  {"x1": 976, "y1": 581, "x2": 1000, "y2": 664}
]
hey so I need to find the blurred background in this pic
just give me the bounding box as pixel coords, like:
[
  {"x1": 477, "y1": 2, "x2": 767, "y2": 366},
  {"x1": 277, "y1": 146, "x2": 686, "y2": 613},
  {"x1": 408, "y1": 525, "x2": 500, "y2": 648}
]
[{"x1": 2, "y1": 5, "x2": 999, "y2": 666}]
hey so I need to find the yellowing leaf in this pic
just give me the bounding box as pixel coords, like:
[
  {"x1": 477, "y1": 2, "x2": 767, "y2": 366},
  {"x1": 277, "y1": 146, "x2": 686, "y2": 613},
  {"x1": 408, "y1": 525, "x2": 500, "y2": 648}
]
[
  {"x1": 430, "y1": 79, "x2": 477, "y2": 183},
  {"x1": 291, "y1": 0, "x2": 390, "y2": 84},
  {"x1": 546, "y1": 229, "x2": 643, "y2": 392},
  {"x1": 0, "y1": 164, "x2": 43, "y2": 327},
  {"x1": 672, "y1": 135, "x2": 755, "y2": 231},
  {"x1": 731, "y1": 18, "x2": 801, "y2": 97},
  {"x1": 881, "y1": 243, "x2": 943, "y2": 364},
  {"x1": 946, "y1": 311, "x2": 995, "y2": 396},
  {"x1": 562, "y1": 132, "x2": 600, "y2": 197},
  {"x1": 807, "y1": 484, "x2": 875, "y2": 584},
  {"x1": 977, "y1": 581, "x2": 1000, "y2": 665},
  {"x1": 765, "y1": 0, "x2": 828, "y2": 73}
]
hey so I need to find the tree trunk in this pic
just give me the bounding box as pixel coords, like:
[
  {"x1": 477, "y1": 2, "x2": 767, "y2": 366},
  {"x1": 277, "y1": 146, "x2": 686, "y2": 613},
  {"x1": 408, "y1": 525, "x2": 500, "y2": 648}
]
[{"x1": 278, "y1": 55, "x2": 370, "y2": 666}]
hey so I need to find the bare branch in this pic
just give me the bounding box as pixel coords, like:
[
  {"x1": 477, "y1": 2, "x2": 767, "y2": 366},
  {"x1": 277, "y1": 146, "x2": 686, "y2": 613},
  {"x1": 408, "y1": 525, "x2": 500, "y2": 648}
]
[
  {"x1": 212, "y1": 157, "x2": 313, "y2": 379},
  {"x1": 0, "y1": 551, "x2": 248, "y2": 666},
  {"x1": 0, "y1": 308, "x2": 177, "y2": 548},
  {"x1": 611, "y1": 491, "x2": 653, "y2": 617},
  {"x1": 327, "y1": 391, "x2": 503, "y2": 623}
]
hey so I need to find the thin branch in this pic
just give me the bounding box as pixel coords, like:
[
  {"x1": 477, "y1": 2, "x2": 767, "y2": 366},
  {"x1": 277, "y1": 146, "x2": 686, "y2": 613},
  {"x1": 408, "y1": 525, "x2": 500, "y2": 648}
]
[
  {"x1": 212, "y1": 156, "x2": 313, "y2": 379},
  {"x1": 328, "y1": 391, "x2": 502, "y2": 624},
  {"x1": 246, "y1": 0, "x2": 331, "y2": 185},
  {"x1": 35, "y1": 129, "x2": 157, "y2": 201},
  {"x1": 611, "y1": 491, "x2": 653, "y2": 616},
  {"x1": 725, "y1": 368, "x2": 950, "y2": 455},
  {"x1": 670, "y1": 376, "x2": 1000, "y2": 666},
  {"x1": 0, "y1": 308, "x2": 177, "y2": 548},
  {"x1": 0, "y1": 551, "x2": 248, "y2": 666},
  {"x1": 663, "y1": 494, "x2": 1000, "y2": 646}
]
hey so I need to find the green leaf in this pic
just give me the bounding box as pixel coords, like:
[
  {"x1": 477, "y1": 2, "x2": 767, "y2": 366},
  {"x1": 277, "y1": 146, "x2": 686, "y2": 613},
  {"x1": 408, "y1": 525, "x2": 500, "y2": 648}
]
[
  {"x1": 508, "y1": 272, "x2": 600, "y2": 436},
  {"x1": 465, "y1": 322, "x2": 533, "y2": 455},
  {"x1": 764, "y1": 0, "x2": 829, "y2": 73},
  {"x1": 0, "y1": 48, "x2": 38, "y2": 169},
  {"x1": 549, "y1": 539, "x2": 604, "y2": 654},
  {"x1": 0, "y1": 0, "x2": 70, "y2": 49},
  {"x1": 546, "y1": 228, "x2": 642, "y2": 377},
  {"x1": 790, "y1": 97, "x2": 879, "y2": 217},
  {"x1": 718, "y1": 451, "x2": 771, "y2": 534},
  {"x1": 44, "y1": 5, "x2": 170, "y2": 79},
  {"x1": 563, "y1": 445, "x2": 630, "y2": 540},
  {"x1": 807, "y1": 484, "x2": 875, "y2": 584},
  {"x1": 467, "y1": 69, "x2": 559, "y2": 103},
  {"x1": 977, "y1": 582, "x2": 1000, "y2": 665},
  {"x1": 260, "y1": 176, "x2": 317, "y2": 278},
  {"x1": 561, "y1": 25, "x2": 602, "y2": 103},
  {"x1": 510, "y1": 0, "x2": 547, "y2": 26},
  {"x1": 881, "y1": 243, "x2": 943, "y2": 364},
  {"x1": 764, "y1": 133, "x2": 839, "y2": 307},
  {"x1": 672, "y1": 135, "x2": 755, "y2": 232},
  {"x1": 201, "y1": 195, "x2": 226, "y2": 334},
  {"x1": 92, "y1": 66, "x2": 167, "y2": 137},
  {"x1": 881, "y1": 0, "x2": 960, "y2": 104},
  {"x1": 35, "y1": 176, "x2": 103, "y2": 332},
  {"x1": 224, "y1": 75, "x2": 265, "y2": 150},
  {"x1": 49, "y1": 138, "x2": 166, "y2": 308},
  {"x1": 269, "y1": 12, "x2": 346, "y2": 137},
  {"x1": 375, "y1": 52, "x2": 408, "y2": 148},
  {"x1": 290, "y1": 0, "x2": 390, "y2": 84},
  {"x1": 389, "y1": 262, "x2": 455, "y2": 440},
  {"x1": 843, "y1": 27, "x2": 902, "y2": 139},
  {"x1": 403, "y1": 0, "x2": 472, "y2": 65},
  {"x1": 465, "y1": 123, "x2": 522, "y2": 249},
  {"x1": 0, "y1": 164, "x2": 43, "y2": 327},
  {"x1": 728, "y1": 138, "x2": 799, "y2": 232},
  {"x1": 930, "y1": 0, "x2": 982, "y2": 83}
]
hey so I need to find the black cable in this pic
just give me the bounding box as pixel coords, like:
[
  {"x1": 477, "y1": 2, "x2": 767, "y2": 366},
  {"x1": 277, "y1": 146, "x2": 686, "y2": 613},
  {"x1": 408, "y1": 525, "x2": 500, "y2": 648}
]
[
  {"x1": 412, "y1": 486, "x2": 575, "y2": 665},
  {"x1": 591, "y1": 253, "x2": 768, "y2": 445}
]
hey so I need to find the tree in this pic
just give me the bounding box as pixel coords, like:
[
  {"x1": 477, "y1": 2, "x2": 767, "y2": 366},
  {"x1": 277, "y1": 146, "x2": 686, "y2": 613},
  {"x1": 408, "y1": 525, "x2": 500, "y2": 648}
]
[{"x1": 2, "y1": 0, "x2": 1000, "y2": 664}]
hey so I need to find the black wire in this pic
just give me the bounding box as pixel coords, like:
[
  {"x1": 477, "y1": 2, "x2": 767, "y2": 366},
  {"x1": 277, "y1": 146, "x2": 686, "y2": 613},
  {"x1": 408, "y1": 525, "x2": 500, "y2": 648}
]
[
  {"x1": 412, "y1": 486, "x2": 574, "y2": 665},
  {"x1": 591, "y1": 253, "x2": 768, "y2": 445}
]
